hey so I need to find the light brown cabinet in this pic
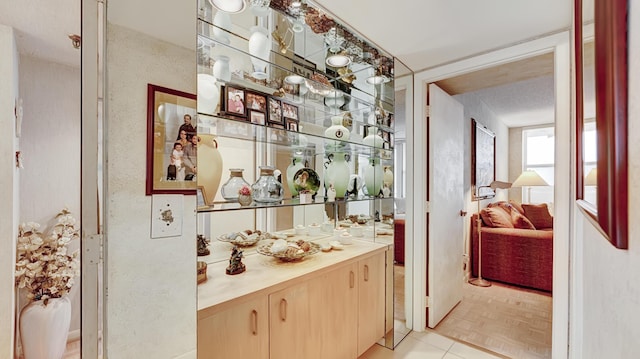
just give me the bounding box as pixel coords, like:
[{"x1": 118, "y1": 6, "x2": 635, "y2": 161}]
[
  {"x1": 357, "y1": 252, "x2": 386, "y2": 356},
  {"x1": 197, "y1": 295, "x2": 269, "y2": 359},
  {"x1": 198, "y1": 250, "x2": 386, "y2": 359}
]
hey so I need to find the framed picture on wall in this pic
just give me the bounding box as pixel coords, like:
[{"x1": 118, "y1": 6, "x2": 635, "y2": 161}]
[
  {"x1": 471, "y1": 118, "x2": 496, "y2": 200},
  {"x1": 146, "y1": 84, "x2": 197, "y2": 195}
]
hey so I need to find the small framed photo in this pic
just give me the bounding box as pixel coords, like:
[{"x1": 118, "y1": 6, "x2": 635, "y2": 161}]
[
  {"x1": 285, "y1": 118, "x2": 299, "y2": 132},
  {"x1": 223, "y1": 86, "x2": 247, "y2": 118},
  {"x1": 381, "y1": 130, "x2": 390, "y2": 142},
  {"x1": 250, "y1": 110, "x2": 266, "y2": 125},
  {"x1": 267, "y1": 97, "x2": 283, "y2": 124},
  {"x1": 282, "y1": 102, "x2": 299, "y2": 121},
  {"x1": 246, "y1": 92, "x2": 267, "y2": 112}
]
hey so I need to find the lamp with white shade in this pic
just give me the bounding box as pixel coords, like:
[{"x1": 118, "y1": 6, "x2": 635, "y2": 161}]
[{"x1": 511, "y1": 170, "x2": 549, "y2": 203}]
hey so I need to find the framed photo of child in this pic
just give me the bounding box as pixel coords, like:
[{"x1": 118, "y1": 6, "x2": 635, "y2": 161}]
[
  {"x1": 146, "y1": 84, "x2": 197, "y2": 195},
  {"x1": 222, "y1": 85, "x2": 247, "y2": 118}
]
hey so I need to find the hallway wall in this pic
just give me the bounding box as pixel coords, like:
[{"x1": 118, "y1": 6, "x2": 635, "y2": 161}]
[
  {"x1": 18, "y1": 55, "x2": 81, "y2": 337},
  {"x1": 104, "y1": 23, "x2": 197, "y2": 358},
  {"x1": 453, "y1": 92, "x2": 509, "y2": 273}
]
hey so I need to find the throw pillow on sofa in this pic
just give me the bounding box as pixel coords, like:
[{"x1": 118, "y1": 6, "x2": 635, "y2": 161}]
[
  {"x1": 511, "y1": 209, "x2": 536, "y2": 229},
  {"x1": 488, "y1": 201, "x2": 536, "y2": 229},
  {"x1": 509, "y1": 200, "x2": 525, "y2": 215},
  {"x1": 522, "y1": 203, "x2": 554, "y2": 229},
  {"x1": 480, "y1": 207, "x2": 514, "y2": 228}
]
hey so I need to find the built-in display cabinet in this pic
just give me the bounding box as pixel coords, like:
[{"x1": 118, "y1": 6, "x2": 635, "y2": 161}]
[{"x1": 195, "y1": 0, "x2": 400, "y2": 355}]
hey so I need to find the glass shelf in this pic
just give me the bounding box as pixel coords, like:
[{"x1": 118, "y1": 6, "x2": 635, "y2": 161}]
[
  {"x1": 197, "y1": 114, "x2": 395, "y2": 156},
  {"x1": 197, "y1": 18, "x2": 395, "y2": 110},
  {"x1": 197, "y1": 195, "x2": 395, "y2": 213}
]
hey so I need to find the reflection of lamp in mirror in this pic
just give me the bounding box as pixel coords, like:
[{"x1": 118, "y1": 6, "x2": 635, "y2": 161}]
[
  {"x1": 584, "y1": 167, "x2": 597, "y2": 186},
  {"x1": 209, "y1": 0, "x2": 246, "y2": 13},
  {"x1": 511, "y1": 170, "x2": 549, "y2": 203},
  {"x1": 470, "y1": 180, "x2": 512, "y2": 287}
]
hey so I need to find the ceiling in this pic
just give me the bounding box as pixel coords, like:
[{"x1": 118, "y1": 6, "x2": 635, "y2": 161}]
[{"x1": 0, "y1": 0, "x2": 572, "y2": 128}]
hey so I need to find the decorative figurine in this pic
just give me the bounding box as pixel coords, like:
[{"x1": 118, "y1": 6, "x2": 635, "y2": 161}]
[
  {"x1": 226, "y1": 246, "x2": 246, "y2": 275},
  {"x1": 326, "y1": 183, "x2": 336, "y2": 202},
  {"x1": 197, "y1": 234, "x2": 210, "y2": 256}
]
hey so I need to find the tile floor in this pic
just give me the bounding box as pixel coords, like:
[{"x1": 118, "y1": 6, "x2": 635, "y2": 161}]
[{"x1": 360, "y1": 329, "x2": 506, "y2": 359}]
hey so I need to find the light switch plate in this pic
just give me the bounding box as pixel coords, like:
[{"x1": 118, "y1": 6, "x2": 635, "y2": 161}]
[{"x1": 151, "y1": 194, "x2": 183, "y2": 239}]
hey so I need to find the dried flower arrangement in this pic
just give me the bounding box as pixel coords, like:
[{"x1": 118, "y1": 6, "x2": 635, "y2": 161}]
[{"x1": 15, "y1": 209, "x2": 80, "y2": 304}]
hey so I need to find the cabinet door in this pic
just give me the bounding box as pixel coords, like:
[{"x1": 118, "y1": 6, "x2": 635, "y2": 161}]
[
  {"x1": 357, "y1": 252, "x2": 386, "y2": 356},
  {"x1": 309, "y1": 263, "x2": 358, "y2": 359},
  {"x1": 270, "y1": 282, "x2": 312, "y2": 359},
  {"x1": 198, "y1": 295, "x2": 268, "y2": 359}
]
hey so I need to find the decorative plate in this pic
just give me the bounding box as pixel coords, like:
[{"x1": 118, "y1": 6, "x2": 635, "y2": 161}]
[
  {"x1": 218, "y1": 231, "x2": 264, "y2": 247},
  {"x1": 257, "y1": 241, "x2": 321, "y2": 262},
  {"x1": 293, "y1": 168, "x2": 321, "y2": 196}
]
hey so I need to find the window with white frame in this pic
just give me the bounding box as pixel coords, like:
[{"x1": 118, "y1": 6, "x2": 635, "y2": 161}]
[{"x1": 522, "y1": 126, "x2": 555, "y2": 205}]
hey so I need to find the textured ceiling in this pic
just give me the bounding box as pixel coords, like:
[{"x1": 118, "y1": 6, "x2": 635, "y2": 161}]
[{"x1": 314, "y1": 0, "x2": 572, "y2": 71}]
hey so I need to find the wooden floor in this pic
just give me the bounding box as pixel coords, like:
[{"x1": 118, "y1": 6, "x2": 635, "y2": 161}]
[{"x1": 432, "y1": 282, "x2": 552, "y2": 358}]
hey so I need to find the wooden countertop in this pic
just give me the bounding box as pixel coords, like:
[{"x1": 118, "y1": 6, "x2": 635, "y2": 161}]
[{"x1": 197, "y1": 238, "x2": 388, "y2": 319}]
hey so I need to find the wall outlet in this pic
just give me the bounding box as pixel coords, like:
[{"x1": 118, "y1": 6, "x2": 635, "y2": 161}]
[{"x1": 151, "y1": 194, "x2": 184, "y2": 239}]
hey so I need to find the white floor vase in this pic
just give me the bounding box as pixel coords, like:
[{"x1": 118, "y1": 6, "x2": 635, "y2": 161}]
[{"x1": 20, "y1": 296, "x2": 71, "y2": 359}]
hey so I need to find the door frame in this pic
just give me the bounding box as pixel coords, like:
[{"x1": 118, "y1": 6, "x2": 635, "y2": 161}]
[{"x1": 410, "y1": 31, "x2": 571, "y2": 359}]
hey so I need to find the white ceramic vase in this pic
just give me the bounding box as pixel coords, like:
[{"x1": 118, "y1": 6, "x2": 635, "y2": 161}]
[
  {"x1": 325, "y1": 152, "x2": 350, "y2": 199},
  {"x1": 364, "y1": 158, "x2": 383, "y2": 197},
  {"x1": 198, "y1": 134, "x2": 223, "y2": 204},
  {"x1": 248, "y1": 26, "x2": 271, "y2": 80},
  {"x1": 197, "y1": 74, "x2": 220, "y2": 115},
  {"x1": 324, "y1": 90, "x2": 345, "y2": 110},
  {"x1": 20, "y1": 297, "x2": 71, "y2": 359},
  {"x1": 363, "y1": 125, "x2": 384, "y2": 148},
  {"x1": 212, "y1": 11, "x2": 231, "y2": 44},
  {"x1": 324, "y1": 115, "x2": 350, "y2": 151},
  {"x1": 212, "y1": 55, "x2": 231, "y2": 83},
  {"x1": 286, "y1": 154, "x2": 305, "y2": 197}
]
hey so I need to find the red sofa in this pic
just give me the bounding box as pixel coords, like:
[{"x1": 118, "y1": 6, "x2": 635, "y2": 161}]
[{"x1": 471, "y1": 213, "x2": 553, "y2": 292}]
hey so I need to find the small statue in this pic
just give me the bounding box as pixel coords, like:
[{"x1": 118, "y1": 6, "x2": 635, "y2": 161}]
[
  {"x1": 326, "y1": 183, "x2": 336, "y2": 202},
  {"x1": 197, "y1": 234, "x2": 210, "y2": 256},
  {"x1": 226, "y1": 246, "x2": 246, "y2": 275}
]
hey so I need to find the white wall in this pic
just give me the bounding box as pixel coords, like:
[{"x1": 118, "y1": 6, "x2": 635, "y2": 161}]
[
  {"x1": 453, "y1": 92, "x2": 509, "y2": 269},
  {"x1": 508, "y1": 127, "x2": 523, "y2": 202},
  {"x1": 0, "y1": 24, "x2": 19, "y2": 359},
  {"x1": 572, "y1": 2, "x2": 640, "y2": 357},
  {"x1": 18, "y1": 55, "x2": 81, "y2": 336},
  {"x1": 105, "y1": 24, "x2": 197, "y2": 358}
]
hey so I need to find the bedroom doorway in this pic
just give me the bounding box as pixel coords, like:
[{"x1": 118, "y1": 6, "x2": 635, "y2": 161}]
[{"x1": 412, "y1": 32, "x2": 570, "y2": 358}]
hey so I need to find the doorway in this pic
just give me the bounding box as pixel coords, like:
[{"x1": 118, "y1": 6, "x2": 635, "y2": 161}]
[{"x1": 410, "y1": 32, "x2": 572, "y2": 359}]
